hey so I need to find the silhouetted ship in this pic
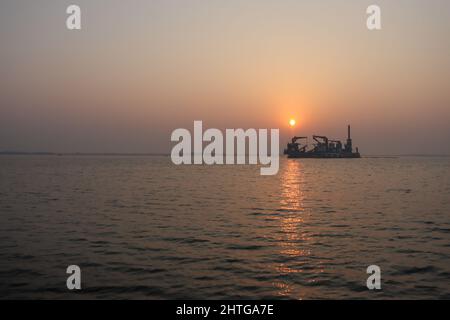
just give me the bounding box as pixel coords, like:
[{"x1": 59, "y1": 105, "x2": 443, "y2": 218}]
[{"x1": 284, "y1": 125, "x2": 361, "y2": 158}]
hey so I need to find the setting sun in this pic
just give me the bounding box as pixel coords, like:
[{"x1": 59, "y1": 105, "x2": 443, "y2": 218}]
[{"x1": 289, "y1": 119, "x2": 296, "y2": 127}]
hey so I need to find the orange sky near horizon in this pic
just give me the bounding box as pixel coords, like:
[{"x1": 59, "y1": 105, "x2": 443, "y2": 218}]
[{"x1": 0, "y1": 0, "x2": 449, "y2": 154}]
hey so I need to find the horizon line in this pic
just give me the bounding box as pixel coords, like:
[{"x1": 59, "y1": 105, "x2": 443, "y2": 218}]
[{"x1": 1, "y1": 151, "x2": 450, "y2": 158}]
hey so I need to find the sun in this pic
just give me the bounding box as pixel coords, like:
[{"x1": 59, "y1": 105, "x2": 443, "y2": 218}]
[{"x1": 289, "y1": 119, "x2": 296, "y2": 127}]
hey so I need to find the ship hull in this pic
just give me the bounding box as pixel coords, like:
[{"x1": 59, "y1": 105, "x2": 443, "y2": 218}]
[{"x1": 287, "y1": 152, "x2": 361, "y2": 158}]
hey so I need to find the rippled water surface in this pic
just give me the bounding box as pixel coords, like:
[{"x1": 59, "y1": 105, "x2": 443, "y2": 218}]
[{"x1": 0, "y1": 156, "x2": 449, "y2": 299}]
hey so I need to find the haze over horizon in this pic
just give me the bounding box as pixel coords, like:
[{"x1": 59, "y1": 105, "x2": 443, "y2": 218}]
[{"x1": 1, "y1": 0, "x2": 450, "y2": 155}]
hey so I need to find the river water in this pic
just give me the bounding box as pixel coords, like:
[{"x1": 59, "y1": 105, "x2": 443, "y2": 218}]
[{"x1": 0, "y1": 155, "x2": 449, "y2": 299}]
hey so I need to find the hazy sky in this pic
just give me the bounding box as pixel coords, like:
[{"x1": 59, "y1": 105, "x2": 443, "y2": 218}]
[{"x1": 1, "y1": 0, "x2": 449, "y2": 154}]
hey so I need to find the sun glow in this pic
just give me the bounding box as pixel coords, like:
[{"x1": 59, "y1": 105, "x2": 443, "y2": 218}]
[{"x1": 289, "y1": 119, "x2": 296, "y2": 127}]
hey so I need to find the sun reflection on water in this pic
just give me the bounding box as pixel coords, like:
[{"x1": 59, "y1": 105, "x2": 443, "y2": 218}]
[
  {"x1": 273, "y1": 160, "x2": 315, "y2": 298},
  {"x1": 279, "y1": 160, "x2": 310, "y2": 252}
]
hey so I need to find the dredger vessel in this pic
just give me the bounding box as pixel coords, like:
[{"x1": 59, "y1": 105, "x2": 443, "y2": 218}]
[{"x1": 284, "y1": 125, "x2": 361, "y2": 158}]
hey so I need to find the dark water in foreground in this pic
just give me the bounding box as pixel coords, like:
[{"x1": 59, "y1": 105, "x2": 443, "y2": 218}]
[{"x1": 0, "y1": 156, "x2": 449, "y2": 299}]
